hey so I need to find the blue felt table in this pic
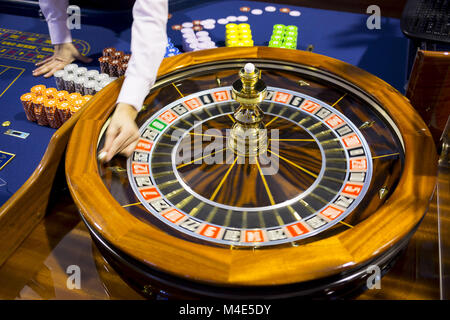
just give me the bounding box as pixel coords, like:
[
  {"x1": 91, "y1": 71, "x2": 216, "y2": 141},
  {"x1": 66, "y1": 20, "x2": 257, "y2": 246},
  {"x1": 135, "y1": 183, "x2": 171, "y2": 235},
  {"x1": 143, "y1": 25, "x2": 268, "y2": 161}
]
[
  {"x1": 166, "y1": 0, "x2": 408, "y2": 92},
  {"x1": 0, "y1": 0, "x2": 409, "y2": 207},
  {"x1": 0, "y1": 13, "x2": 125, "y2": 206}
]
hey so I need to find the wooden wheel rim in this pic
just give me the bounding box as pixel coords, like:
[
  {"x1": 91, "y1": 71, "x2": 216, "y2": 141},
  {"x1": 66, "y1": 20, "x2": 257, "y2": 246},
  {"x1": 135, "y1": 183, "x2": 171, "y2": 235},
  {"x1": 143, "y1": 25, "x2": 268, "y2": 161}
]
[{"x1": 66, "y1": 47, "x2": 437, "y2": 286}]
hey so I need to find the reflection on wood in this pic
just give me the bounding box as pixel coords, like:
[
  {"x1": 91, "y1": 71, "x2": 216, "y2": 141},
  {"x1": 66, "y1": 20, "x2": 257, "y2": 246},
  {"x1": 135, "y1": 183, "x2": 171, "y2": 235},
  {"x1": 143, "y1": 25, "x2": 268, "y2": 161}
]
[
  {"x1": 358, "y1": 190, "x2": 441, "y2": 299},
  {"x1": 437, "y1": 117, "x2": 450, "y2": 299},
  {"x1": 0, "y1": 192, "x2": 144, "y2": 300},
  {"x1": 406, "y1": 50, "x2": 450, "y2": 145},
  {"x1": 0, "y1": 188, "x2": 443, "y2": 299}
]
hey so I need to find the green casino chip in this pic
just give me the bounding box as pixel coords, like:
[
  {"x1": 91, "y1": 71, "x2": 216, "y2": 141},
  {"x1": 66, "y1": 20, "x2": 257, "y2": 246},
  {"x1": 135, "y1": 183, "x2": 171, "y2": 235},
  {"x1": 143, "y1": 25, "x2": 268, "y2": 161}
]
[
  {"x1": 269, "y1": 40, "x2": 281, "y2": 47},
  {"x1": 284, "y1": 36, "x2": 297, "y2": 42},
  {"x1": 271, "y1": 35, "x2": 283, "y2": 41},
  {"x1": 284, "y1": 41, "x2": 296, "y2": 48},
  {"x1": 273, "y1": 30, "x2": 284, "y2": 36},
  {"x1": 285, "y1": 31, "x2": 297, "y2": 37},
  {"x1": 273, "y1": 24, "x2": 285, "y2": 31},
  {"x1": 286, "y1": 25, "x2": 298, "y2": 32}
]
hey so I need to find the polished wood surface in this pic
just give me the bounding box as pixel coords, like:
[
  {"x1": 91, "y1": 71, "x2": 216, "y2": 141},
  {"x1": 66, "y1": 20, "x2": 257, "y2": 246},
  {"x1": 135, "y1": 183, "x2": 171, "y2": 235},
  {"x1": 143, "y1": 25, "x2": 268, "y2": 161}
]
[
  {"x1": 406, "y1": 50, "x2": 450, "y2": 145},
  {"x1": 0, "y1": 101, "x2": 90, "y2": 268},
  {"x1": 437, "y1": 116, "x2": 450, "y2": 299},
  {"x1": 359, "y1": 135, "x2": 449, "y2": 299},
  {"x1": 357, "y1": 191, "x2": 441, "y2": 299},
  {"x1": 0, "y1": 190, "x2": 144, "y2": 300},
  {"x1": 66, "y1": 47, "x2": 437, "y2": 287},
  {"x1": 0, "y1": 186, "x2": 443, "y2": 299}
]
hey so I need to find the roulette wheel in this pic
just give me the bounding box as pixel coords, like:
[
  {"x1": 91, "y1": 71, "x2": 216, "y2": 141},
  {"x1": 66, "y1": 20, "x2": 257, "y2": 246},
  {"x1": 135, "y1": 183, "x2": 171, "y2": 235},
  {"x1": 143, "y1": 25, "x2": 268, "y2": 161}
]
[{"x1": 66, "y1": 47, "x2": 437, "y2": 299}]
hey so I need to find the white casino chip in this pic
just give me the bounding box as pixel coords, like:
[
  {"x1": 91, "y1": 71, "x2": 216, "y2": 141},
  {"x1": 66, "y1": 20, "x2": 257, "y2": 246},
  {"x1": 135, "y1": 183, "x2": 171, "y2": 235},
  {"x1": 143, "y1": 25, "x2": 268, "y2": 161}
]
[
  {"x1": 182, "y1": 22, "x2": 194, "y2": 28},
  {"x1": 251, "y1": 9, "x2": 263, "y2": 15},
  {"x1": 218, "y1": 18, "x2": 228, "y2": 24},
  {"x1": 184, "y1": 37, "x2": 198, "y2": 45},
  {"x1": 187, "y1": 43, "x2": 198, "y2": 51},
  {"x1": 197, "y1": 36, "x2": 212, "y2": 43},
  {"x1": 182, "y1": 33, "x2": 196, "y2": 40},
  {"x1": 205, "y1": 41, "x2": 217, "y2": 49},
  {"x1": 289, "y1": 10, "x2": 301, "y2": 17},
  {"x1": 265, "y1": 6, "x2": 276, "y2": 12},
  {"x1": 201, "y1": 19, "x2": 216, "y2": 25},
  {"x1": 226, "y1": 16, "x2": 237, "y2": 22},
  {"x1": 237, "y1": 16, "x2": 248, "y2": 22},
  {"x1": 181, "y1": 28, "x2": 194, "y2": 34},
  {"x1": 196, "y1": 31, "x2": 209, "y2": 37}
]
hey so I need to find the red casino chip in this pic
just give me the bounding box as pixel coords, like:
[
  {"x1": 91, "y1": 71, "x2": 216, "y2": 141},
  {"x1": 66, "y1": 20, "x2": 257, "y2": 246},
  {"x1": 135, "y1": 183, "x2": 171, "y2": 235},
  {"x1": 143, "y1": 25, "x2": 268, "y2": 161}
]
[
  {"x1": 193, "y1": 25, "x2": 203, "y2": 31},
  {"x1": 112, "y1": 50, "x2": 124, "y2": 60},
  {"x1": 20, "y1": 92, "x2": 36, "y2": 122},
  {"x1": 98, "y1": 56, "x2": 110, "y2": 74},
  {"x1": 108, "y1": 59, "x2": 121, "y2": 77},
  {"x1": 102, "y1": 47, "x2": 116, "y2": 57},
  {"x1": 121, "y1": 54, "x2": 131, "y2": 63},
  {"x1": 240, "y1": 7, "x2": 251, "y2": 12},
  {"x1": 280, "y1": 8, "x2": 291, "y2": 13},
  {"x1": 119, "y1": 63, "x2": 128, "y2": 77},
  {"x1": 168, "y1": 13, "x2": 172, "y2": 19},
  {"x1": 171, "y1": 24, "x2": 182, "y2": 30},
  {"x1": 193, "y1": 20, "x2": 201, "y2": 25}
]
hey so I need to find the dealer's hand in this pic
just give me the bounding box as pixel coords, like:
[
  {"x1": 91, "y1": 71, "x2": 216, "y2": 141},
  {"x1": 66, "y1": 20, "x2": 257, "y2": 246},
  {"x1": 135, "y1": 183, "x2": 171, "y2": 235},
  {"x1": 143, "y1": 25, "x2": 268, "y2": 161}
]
[
  {"x1": 98, "y1": 103, "x2": 140, "y2": 163},
  {"x1": 32, "y1": 42, "x2": 92, "y2": 78}
]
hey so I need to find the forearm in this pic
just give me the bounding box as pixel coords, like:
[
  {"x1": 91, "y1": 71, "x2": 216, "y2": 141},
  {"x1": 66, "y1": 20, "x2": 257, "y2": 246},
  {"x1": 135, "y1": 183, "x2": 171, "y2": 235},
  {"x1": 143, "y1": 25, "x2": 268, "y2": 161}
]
[
  {"x1": 116, "y1": 0, "x2": 168, "y2": 111},
  {"x1": 39, "y1": 0, "x2": 72, "y2": 44}
]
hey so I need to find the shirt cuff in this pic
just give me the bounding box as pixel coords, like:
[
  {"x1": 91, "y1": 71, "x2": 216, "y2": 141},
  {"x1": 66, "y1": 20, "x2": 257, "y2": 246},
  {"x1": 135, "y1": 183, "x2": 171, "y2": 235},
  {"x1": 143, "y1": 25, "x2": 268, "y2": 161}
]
[
  {"x1": 48, "y1": 20, "x2": 72, "y2": 44},
  {"x1": 116, "y1": 75, "x2": 152, "y2": 111}
]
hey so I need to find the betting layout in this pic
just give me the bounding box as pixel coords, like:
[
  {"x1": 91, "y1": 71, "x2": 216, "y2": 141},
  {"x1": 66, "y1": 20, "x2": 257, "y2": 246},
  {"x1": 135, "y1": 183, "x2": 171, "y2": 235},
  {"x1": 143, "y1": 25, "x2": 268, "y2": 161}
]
[{"x1": 0, "y1": 28, "x2": 89, "y2": 64}]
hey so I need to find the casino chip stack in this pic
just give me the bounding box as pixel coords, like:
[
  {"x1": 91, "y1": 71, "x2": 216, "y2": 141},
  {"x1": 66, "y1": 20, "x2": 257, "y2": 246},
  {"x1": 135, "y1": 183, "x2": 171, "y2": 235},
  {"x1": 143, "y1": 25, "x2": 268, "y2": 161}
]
[
  {"x1": 172, "y1": 19, "x2": 216, "y2": 32},
  {"x1": 20, "y1": 84, "x2": 93, "y2": 129},
  {"x1": 269, "y1": 25, "x2": 298, "y2": 49},
  {"x1": 200, "y1": 19, "x2": 216, "y2": 30},
  {"x1": 53, "y1": 63, "x2": 116, "y2": 95},
  {"x1": 98, "y1": 48, "x2": 131, "y2": 77},
  {"x1": 165, "y1": 37, "x2": 180, "y2": 57},
  {"x1": 225, "y1": 23, "x2": 254, "y2": 47},
  {"x1": 181, "y1": 28, "x2": 217, "y2": 52}
]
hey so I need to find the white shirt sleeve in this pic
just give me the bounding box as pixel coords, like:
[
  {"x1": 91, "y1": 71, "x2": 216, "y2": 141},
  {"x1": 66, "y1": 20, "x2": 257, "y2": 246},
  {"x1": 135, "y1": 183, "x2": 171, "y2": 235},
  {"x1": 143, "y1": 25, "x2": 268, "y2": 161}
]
[
  {"x1": 117, "y1": 0, "x2": 168, "y2": 111},
  {"x1": 39, "y1": 0, "x2": 72, "y2": 45}
]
